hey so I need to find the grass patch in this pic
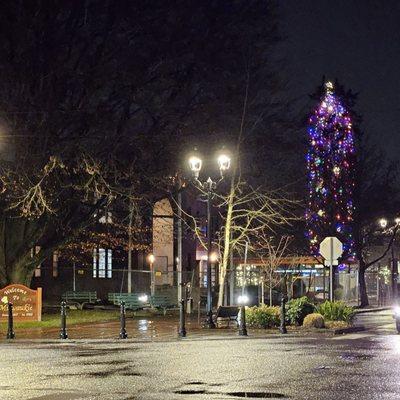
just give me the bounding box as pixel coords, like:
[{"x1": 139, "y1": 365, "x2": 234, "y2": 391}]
[{"x1": 0, "y1": 309, "x2": 123, "y2": 330}]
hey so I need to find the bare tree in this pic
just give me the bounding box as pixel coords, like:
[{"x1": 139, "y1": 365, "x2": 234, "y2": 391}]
[{"x1": 258, "y1": 236, "x2": 292, "y2": 306}]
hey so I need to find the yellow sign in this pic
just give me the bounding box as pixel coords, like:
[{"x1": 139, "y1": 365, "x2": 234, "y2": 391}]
[{"x1": 155, "y1": 271, "x2": 162, "y2": 277}]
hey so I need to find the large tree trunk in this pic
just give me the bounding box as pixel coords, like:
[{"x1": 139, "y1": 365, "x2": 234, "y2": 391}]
[
  {"x1": 0, "y1": 216, "x2": 58, "y2": 288},
  {"x1": 358, "y1": 260, "x2": 369, "y2": 308},
  {"x1": 217, "y1": 188, "x2": 234, "y2": 307}
]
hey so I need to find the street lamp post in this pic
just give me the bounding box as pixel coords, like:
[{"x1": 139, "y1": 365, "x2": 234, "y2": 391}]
[
  {"x1": 189, "y1": 152, "x2": 231, "y2": 329},
  {"x1": 378, "y1": 218, "x2": 399, "y2": 302},
  {"x1": 148, "y1": 254, "x2": 156, "y2": 297},
  {"x1": 237, "y1": 294, "x2": 249, "y2": 336}
]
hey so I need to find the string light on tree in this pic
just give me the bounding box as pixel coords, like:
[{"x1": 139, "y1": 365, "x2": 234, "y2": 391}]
[{"x1": 305, "y1": 81, "x2": 356, "y2": 256}]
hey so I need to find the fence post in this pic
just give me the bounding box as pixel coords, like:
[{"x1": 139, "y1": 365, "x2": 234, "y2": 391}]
[
  {"x1": 60, "y1": 301, "x2": 68, "y2": 339},
  {"x1": 119, "y1": 301, "x2": 128, "y2": 339},
  {"x1": 6, "y1": 303, "x2": 15, "y2": 339},
  {"x1": 279, "y1": 294, "x2": 287, "y2": 334}
]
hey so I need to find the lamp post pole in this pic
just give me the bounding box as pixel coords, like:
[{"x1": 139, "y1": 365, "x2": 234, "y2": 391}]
[
  {"x1": 188, "y1": 152, "x2": 231, "y2": 329},
  {"x1": 205, "y1": 181, "x2": 216, "y2": 328}
]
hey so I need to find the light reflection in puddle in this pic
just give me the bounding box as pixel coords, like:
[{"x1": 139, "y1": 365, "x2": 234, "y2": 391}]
[{"x1": 138, "y1": 319, "x2": 149, "y2": 331}]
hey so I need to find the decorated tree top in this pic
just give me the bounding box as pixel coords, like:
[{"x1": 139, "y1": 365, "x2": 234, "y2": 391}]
[{"x1": 305, "y1": 81, "x2": 356, "y2": 257}]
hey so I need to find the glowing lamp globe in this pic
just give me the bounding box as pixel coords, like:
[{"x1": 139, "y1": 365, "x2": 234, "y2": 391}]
[
  {"x1": 379, "y1": 218, "x2": 388, "y2": 229},
  {"x1": 217, "y1": 154, "x2": 231, "y2": 173},
  {"x1": 189, "y1": 156, "x2": 202, "y2": 178}
]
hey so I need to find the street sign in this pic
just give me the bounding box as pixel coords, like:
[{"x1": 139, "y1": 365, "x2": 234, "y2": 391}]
[
  {"x1": 319, "y1": 236, "x2": 343, "y2": 261},
  {"x1": 319, "y1": 237, "x2": 343, "y2": 302}
]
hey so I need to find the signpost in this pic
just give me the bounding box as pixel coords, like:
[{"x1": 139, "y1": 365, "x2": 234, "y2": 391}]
[
  {"x1": 0, "y1": 284, "x2": 42, "y2": 321},
  {"x1": 319, "y1": 237, "x2": 343, "y2": 301}
]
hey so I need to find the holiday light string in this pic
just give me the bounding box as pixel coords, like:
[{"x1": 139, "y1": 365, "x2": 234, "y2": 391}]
[{"x1": 305, "y1": 81, "x2": 355, "y2": 257}]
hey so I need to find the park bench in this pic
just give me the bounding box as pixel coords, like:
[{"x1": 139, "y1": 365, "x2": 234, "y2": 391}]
[
  {"x1": 215, "y1": 306, "x2": 240, "y2": 327},
  {"x1": 108, "y1": 293, "x2": 150, "y2": 311},
  {"x1": 61, "y1": 291, "x2": 98, "y2": 310},
  {"x1": 150, "y1": 293, "x2": 178, "y2": 315}
]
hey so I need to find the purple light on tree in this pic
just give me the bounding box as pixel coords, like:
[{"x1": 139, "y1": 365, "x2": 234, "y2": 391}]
[{"x1": 305, "y1": 81, "x2": 356, "y2": 257}]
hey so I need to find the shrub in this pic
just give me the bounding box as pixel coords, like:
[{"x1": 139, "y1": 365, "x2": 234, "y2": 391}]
[
  {"x1": 317, "y1": 301, "x2": 355, "y2": 324},
  {"x1": 302, "y1": 313, "x2": 325, "y2": 329},
  {"x1": 286, "y1": 296, "x2": 315, "y2": 325},
  {"x1": 246, "y1": 305, "x2": 280, "y2": 329},
  {"x1": 333, "y1": 288, "x2": 344, "y2": 300}
]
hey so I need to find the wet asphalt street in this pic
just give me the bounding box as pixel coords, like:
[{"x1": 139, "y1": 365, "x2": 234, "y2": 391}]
[{"x1": 1, "y1": 310, "x2": 400, "y2": 400}]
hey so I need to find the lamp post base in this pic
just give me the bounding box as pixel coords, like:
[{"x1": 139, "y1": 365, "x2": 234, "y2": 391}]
[
  {"x1": 178, "y1": 299, "x2": 187, "y2": 337},
  {"x1": 238, "y1": 306, "x2": 248, "y2": 336}
]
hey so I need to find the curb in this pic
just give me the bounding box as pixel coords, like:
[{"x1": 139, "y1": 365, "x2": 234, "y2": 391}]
[
  {"x1": 354, "y1": 307, "x2": 391, "y2": 314},
  {"x1": 333, "y1": 325, "x2": 366, "y2": 335}
]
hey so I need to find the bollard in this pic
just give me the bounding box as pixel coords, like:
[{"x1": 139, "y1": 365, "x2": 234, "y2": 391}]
[
  {"x1": 178, "y1": 298, "x2": 186, "y2": 337},
  {"x1": 6, "y1": 302, "x2": 15, "y2": 339},
  {"x1": 60, "y1": 301, "x2": 68, "y2": 339},
  {"x1": 238, "y1": 305, "x2": 248, "y2": 336},
  {"x1": 119, "y1": 301, "x2": 128, "y2": 339},
  {"x1": 279, "y1": 294, "x2": 287, "y2": 334}
]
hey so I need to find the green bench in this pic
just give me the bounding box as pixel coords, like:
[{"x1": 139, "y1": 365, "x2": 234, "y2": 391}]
[
  {"x1": 151, "y1": 293, "x2": 178, "y2": 315},
  {"x1": 108, "y1": 293, "x2": 150, "y2": 310},
  {"x1": 62, "y1": 291, "x2": 98, "y2": 310}
]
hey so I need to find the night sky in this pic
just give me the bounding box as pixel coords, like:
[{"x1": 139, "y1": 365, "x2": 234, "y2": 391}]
[{"x1": 281, "y1": 0, "x2": 400, "y2": 161}]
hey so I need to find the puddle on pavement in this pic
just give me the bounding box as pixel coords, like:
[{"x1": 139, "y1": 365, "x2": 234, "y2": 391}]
[
  {"x1": 312, "y1": 365, "x2": 333, "y2": 373},
  {"x1": 175, "y1": 389, "x2": 207, "y2": 394},
  {"x1": 226, "y1": 393, "x2": 287, "y2": 398},
  {"x1": 340, "y1": 353, "x2": 374, "y2": 361},
  {"x1": 174, "y1": 389, "x2": 287, "y2": 398}
]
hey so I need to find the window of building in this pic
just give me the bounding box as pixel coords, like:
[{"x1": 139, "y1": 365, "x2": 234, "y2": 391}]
[
  {"x1": 52, "y1": 251, "x2": 59, "y2": 278},
  {"x1": 32, "y1": 246, "x2": 42, "y2": 277},
  {"x1": 199, "y1": 259, "x2": 217, "y2": 288},
  {"x1": 93, "y1": 248, "x2": 112, "y2": 278}
]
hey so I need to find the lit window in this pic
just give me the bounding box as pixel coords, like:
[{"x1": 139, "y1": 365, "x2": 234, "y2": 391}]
[
  {"x1": 33, "y1": 246, "x2": 41, "y2": 277},
  {"x1": 52, "y1": 251, "x2": 59, "y2": 278},
  {"x1": 93, "y1": 248, "x2": 112, "y2": 279}
]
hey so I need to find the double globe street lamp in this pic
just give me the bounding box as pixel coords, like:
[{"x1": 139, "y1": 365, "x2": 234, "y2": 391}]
[{"x1": 189, "y1": 152, "x2": 231, "y2": 328}]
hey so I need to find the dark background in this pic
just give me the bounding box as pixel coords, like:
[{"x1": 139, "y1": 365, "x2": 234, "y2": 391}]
[{"x1": 281, "y1": 0, "x2": 400, "y2": 161}]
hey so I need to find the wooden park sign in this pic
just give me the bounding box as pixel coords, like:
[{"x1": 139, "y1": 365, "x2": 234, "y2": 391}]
[{"x1": 0, "y1": 284, "x2": 42, "y2": 321}]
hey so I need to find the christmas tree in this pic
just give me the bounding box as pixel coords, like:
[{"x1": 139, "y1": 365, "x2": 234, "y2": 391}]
[{"x1": 305, "y1": 81, "x2": 356, "y2": 257}]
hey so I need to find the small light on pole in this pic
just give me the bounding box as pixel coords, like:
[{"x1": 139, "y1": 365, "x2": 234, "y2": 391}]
[
  {"x1": 237, "y1": 295, "x2": 249, "y2": 305},
  {"x1": 148, "y1": 254, "x2": 156, "y2": 297},
  {"x1": 395, "y1": 217, "x2": 400, "y2": 226},
  {"x1": 189, "y1": 156, "x2": 202, "y2": 179},
  {"x1": 138, "y1": 294, "x2": 148, "y2": 303},
  {"x1": 209, "y1": 252, "x2": 219, "y2": 263},
  {"x1": 148, "y1": 254, "x2": 155, "y2": 265}
]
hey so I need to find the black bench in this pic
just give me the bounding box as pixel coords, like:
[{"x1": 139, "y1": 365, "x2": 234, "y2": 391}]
[
  {"x1": 61, "y1": 291, "x2": 98, "y2": 310},
  {"x1": 215, "y1": 306, "x2": 240, "y2": 327}
]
